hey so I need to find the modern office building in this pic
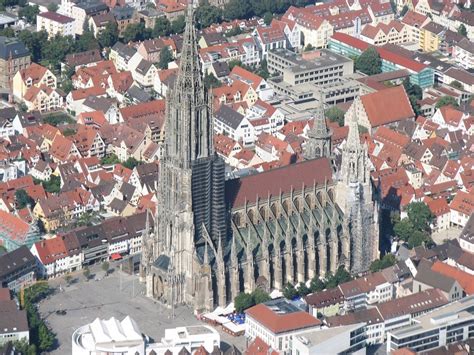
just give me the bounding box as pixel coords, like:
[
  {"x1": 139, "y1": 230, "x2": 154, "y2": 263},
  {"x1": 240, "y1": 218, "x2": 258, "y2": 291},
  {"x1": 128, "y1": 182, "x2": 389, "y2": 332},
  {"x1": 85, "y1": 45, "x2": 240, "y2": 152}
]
[{"x1": 387, "y1": 295, "x2": 474, "y2": 353}]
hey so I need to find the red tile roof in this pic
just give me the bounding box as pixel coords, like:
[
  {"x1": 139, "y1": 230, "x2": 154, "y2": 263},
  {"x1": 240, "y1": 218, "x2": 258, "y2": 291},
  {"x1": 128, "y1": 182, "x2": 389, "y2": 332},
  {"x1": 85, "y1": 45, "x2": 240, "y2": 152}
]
[
  {"x1": 425, "y1": 197, "x2": 450, "y2": 217},
  {"x1": 33, "y1": 237, "x2": 68, "y2": 264},
  {"x1": 361, "y1": 86, "x2": 415, "y2": 127},
  {"x1": 38, "y1": 11, "x2": 74, "y2": 24},
  {"x1": 245, "y1": 303, "x2": 321, "y2": 334},
  {"x1": 450, "y1": 190, "x2": 474, "y2": 216},
  {"x1": 226, "y1": 158, "x2": 332, "y2": 207},
  {"x1": 431, "y1": 261, "x2": 474, "y2": 295},
  {"x1": 245, "y1": 337, "x2": 279, "y2": 355},
  {"x1": 0, "y1": 210, "x2": 30, "y2": 242}
]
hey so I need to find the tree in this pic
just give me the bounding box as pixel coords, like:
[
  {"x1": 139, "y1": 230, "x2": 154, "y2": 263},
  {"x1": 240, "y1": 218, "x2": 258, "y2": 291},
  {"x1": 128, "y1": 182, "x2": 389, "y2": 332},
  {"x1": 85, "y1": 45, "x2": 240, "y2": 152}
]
[
  {"x1": 393, "y1": 218, "x2": 414, "y2": 241},
  {"x1": 0, "y1": 27, "x2": 15, "y2": 37},
  {"x1": 234, "y1": 292, "x2": 255, "y2": 312},
  {"x1": 195, "y1": 4, "x2": 223, "y2": 28},
  {"x1": 15, "y1": 189, "x2": 34, "y2": 209},
  {"x1": 256, "y1": 58, "x2": 270, "y2": 80},
  {"x1": 83, "y1": 267, "x2": 91, "y2": 281},
  {"x1": 407, "y1": 230, "x2": 428, "y2": 248},
  {"x1": 19, "y1": 30, "x2": 48, "y2": 62},
  {"x1": 400, "y1": 5, "x2": 409, "y2": 16},
  {"x1": 41, "y1": 175, "x2": 61, "y2": 193},
  {"x1": 406, "y1": 202, "x2": 433, "y2": 232},
  {"x1": 75, "y1": 28, "x2": 99, "y2": 52},
  {"x1": 224, "y1": 0, "x2": 252, "y2": 20},
  {"x1": 297, "y1": 282, "x2": 311, "y2": 297},
  {"x1": 47, "y1": 2, "x2": 58, "y2": 12},
  {"x1": 98, "y1": 22, "x2": 119, "y2": 48},
  {"x1": 204, "y1": 73, "x2": 221, "y2": 89},
  {"x1": 283, "y1": 282, "x2": 298, "y2": 300},
  {"x1": 122, "y1": 22, "x2": 152, "y2": 43},
  {"x1": 19, "y1": 4, "x2": 39, "y2": 24},
  {"x1": 304, "y1": 43, "x2": 315, "y2": 52},
  {"x1": 12, "y1": 339, "x2": 36, "y2": 355},
  {"x1": 355, "y1": 47, "x2": 382, "y2": 75},
  {"x1": 153, "y1": 17, "x2": 171, "y2": 38},
  {"x1": 450, "y1": 80, "x2": 463, "y2": 90},
  {"x1": 435, "y1": 96, "x2": 458, "y2": 109},
  {"x1": 310, "y1": 277, "x2": 326, "y2": 292},
  {"x1": 158, "y1": 45, "x2": 173, "y2": 69},
  {"x1": 171, "y1": 15, "x2": 186, "y2": 34},
  {"x1": 38, "y1": 323, "x2": 54, "y2": 352},
  {"x1": 101, "y1": 154, "x2": 120, "y2": 165},
  {"x1": 123, "y1": 157, "x2": 141, "y2": 170},
  {"x1": 458, "y1": 24, "x2": 467, "y2": 37},
  {"x1": 228, "y1": 59, "x2": 242, "y2": 71},
  {"x1": 403, "y1": 78, "x2": 422, "y2": 100},
  {"x1": 370, "y1": 253, "x2": 397, "y2": 272},
  {"x1": 251, "y1": 288, "x2": 271, "y2": 304},
  {"x1": 42, "y1": 34, "x2": 75, "y2": 69},
  {"x1": 102, "y1": 261, "x2": 110, "y2": 275},
  {"x1": 264, "y1": 12, "x2": 273, "y2": 26},
  {"x1": 325, "y1": 106, "x2": 345, "y2": 127}
]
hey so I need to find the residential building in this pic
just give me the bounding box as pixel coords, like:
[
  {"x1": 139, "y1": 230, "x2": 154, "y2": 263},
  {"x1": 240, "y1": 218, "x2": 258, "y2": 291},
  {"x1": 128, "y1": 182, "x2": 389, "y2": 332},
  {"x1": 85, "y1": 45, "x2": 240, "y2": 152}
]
[
  {"x1": 30, "y1": 234, "x2": 82, "y2": 278},
  {"x1": 419, "y1": 21, "x2": 445, "y2": 52},
  {"x1": 253, "y1": 22, "x2": 287, "y2": 59},
  {"x1": 453, "y1": 38, "x2": 474, "y2": 71},
  {"x1": 12, "y1": 63, "x2": 57, "y2": 102},
  {"x1": 0, "y1": 36, "x2": 30, "y2": 90},
  {"x1": 0, "y1": 246, "x2": 36, "y2": 292},
  {"x1": 109, "y1": 42, "x2": 137, "y2": 71},
  {"x1": 459, "y1": 214, "x2": 474, "y2": 253},
  {"x1": 245, "y1": 298, "x2": 321, "y2": 352},
  {"x1": 450, "y1": 190, "x2": 474, "y2": 228},
  {"x1": 213, "y1": 105, "x2": 253, "y2": 147},
  {"x1": 0, "y1": 296, "x2": 29, "y2": 346},
  {"x1": 70, "y1": 1, "x2": 108, "y2": 35},
  {"x1": 23, "y1": 86, "x2": 63, "y2": 113},
  {"x1": 0, "y1": 210, "x2": 41, "y2": 251},
  {"x1": 413, "y1": 259, "x2": 464, "y2": 301},
  {"x1": 36, "y1": 11, "x2": 75, "y2": 38},
  {"x1": 387, "y1": 295, "x2": 474, "y2": 353},
  {"x1": 360, "y1": 21, "x2": 410, "y2": 46}
]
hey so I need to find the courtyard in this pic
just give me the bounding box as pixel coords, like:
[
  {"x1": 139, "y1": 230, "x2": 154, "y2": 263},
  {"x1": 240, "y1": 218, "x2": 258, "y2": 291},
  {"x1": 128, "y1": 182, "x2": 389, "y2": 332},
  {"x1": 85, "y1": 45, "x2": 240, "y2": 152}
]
[{"x1": 38, "y1": 263, "x2": 246, "y2": 353}]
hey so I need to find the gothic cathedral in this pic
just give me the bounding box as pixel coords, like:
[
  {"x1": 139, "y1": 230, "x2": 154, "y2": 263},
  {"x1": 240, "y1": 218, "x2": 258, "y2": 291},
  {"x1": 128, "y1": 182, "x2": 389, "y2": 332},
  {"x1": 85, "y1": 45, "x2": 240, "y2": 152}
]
[{"x1": 140, "y1": 6, "x2": 380, "y2": 312}]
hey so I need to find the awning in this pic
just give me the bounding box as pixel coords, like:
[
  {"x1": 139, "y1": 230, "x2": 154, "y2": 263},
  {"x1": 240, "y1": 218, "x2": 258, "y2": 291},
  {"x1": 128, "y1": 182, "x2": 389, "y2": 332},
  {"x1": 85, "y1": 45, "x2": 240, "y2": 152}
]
[{"x1": 111, "y1": 253, "x2": 122, "y2": 260}]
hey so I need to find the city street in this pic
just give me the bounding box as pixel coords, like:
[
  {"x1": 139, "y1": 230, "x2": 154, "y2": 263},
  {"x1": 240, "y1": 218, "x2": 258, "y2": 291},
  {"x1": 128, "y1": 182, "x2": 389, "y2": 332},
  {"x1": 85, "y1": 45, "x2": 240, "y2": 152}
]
[{"x1": 38, "y1": 263, "x2": 246, "y2": 353}]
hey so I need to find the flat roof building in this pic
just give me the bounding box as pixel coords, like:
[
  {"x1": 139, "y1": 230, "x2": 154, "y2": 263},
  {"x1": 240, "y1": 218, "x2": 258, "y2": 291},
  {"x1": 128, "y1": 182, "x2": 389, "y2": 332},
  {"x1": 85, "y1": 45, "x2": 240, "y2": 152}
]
[{"x1": 387, "y1": 295, "x2": 474, "y2": 353}]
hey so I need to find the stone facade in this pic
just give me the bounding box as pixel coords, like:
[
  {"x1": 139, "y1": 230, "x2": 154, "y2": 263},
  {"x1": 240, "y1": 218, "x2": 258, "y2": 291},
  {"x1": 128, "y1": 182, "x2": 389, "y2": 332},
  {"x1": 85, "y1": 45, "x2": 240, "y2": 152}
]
[{"x1": 141, "y1": 7, "x2": 379, "y2": 311}]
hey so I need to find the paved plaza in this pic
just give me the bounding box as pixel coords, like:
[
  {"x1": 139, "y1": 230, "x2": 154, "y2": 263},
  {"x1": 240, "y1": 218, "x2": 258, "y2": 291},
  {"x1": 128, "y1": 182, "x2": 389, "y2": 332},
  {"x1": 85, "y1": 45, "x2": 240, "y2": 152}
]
[{"x1": 38, "y1": 263, "x2": 246, "y2": 353}]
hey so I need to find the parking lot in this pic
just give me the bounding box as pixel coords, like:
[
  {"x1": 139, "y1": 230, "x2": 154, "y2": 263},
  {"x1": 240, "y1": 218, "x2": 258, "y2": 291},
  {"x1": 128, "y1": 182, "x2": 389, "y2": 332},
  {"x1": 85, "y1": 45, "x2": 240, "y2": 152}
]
[{"x1": 38, "y1": 263, "x2": 246, "y2": 353}]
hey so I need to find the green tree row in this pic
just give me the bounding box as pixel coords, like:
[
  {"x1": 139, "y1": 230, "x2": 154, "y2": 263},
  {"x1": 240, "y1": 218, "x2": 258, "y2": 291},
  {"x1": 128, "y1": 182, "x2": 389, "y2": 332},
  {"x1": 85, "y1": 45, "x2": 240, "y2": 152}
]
[
  {"x1": 19, "y1": 283, "x2": 56, "y2": 353},
  {"x1": 234, "y1": 288, "x2": 271, "y2": 312},
  {"x1": 283, "y1": 267, "x2": 352, "y2": 299}
]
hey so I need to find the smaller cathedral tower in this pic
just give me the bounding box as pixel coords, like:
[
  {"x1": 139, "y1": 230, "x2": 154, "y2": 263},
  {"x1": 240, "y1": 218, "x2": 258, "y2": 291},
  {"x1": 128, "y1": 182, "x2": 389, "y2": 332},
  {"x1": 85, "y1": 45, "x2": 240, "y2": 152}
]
[
  {"x1": 336, "y1": 98, "x2": 379, "y2": 274},
  {"x1": 304, "y1": 90, "x2": 332, "y2": 160}
]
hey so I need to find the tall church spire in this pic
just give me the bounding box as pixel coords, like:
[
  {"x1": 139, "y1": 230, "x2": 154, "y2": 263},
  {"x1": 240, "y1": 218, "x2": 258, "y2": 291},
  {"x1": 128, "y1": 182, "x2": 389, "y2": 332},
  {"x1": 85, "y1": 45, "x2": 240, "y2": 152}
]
[
  {"x1": 303, "y1": 89, "x2": 332, "y2": 160},
  {"x1": 164, "y1": 4, "x2": 213, "y2": 168},
  {"x1": 340, "y1": 98, "x2": 369, "y2": 185}
]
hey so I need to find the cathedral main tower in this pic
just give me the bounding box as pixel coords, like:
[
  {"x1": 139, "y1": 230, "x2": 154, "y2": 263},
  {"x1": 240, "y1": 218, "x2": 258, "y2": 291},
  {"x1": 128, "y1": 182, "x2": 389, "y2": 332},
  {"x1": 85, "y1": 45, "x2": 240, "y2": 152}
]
[{"x1": 141, "y1": 5, "x2": 226, "y2": 311}]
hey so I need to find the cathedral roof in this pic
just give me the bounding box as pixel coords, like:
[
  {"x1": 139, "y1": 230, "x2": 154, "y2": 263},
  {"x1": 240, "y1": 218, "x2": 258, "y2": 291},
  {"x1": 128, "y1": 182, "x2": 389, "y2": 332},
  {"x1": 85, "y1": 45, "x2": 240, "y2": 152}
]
[{"x1": 226, "y1": 158, "x2": 333, "y2": 208}]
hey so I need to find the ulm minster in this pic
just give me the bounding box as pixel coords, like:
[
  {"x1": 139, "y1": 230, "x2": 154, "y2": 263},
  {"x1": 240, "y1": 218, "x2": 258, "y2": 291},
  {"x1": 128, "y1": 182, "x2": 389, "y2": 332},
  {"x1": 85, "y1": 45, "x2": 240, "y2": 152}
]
[{"x1": 140, "y1": 5, "x2": 379, "y2": 312}]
